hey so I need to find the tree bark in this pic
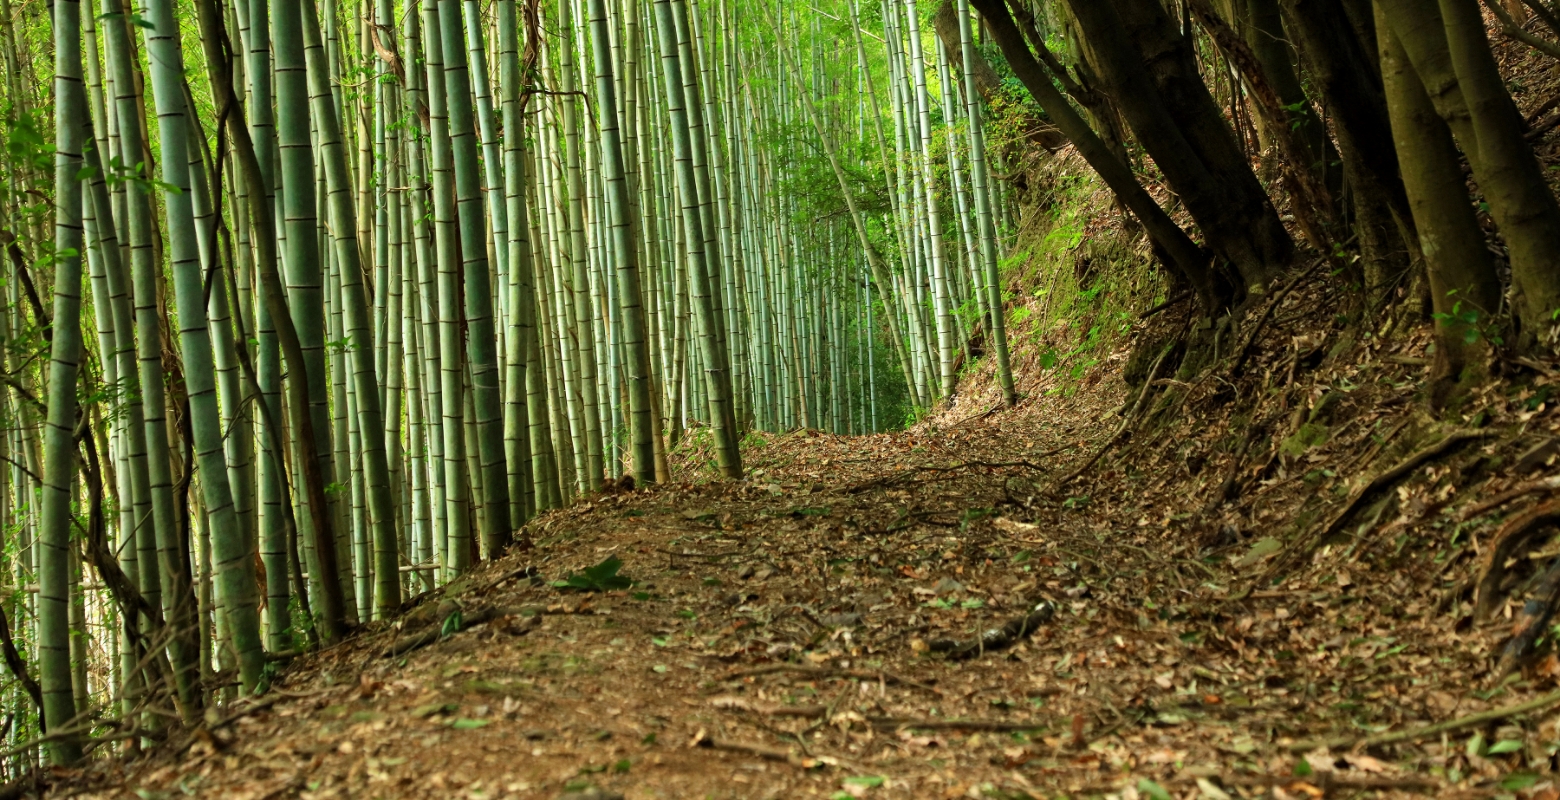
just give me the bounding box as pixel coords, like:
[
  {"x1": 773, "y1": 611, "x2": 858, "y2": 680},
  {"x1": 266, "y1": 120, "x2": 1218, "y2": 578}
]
[
  {"x1": 1067, "y1": 0, "x2": 1294, "y2": 296},
  {"x1": 968, "y1": 0, "x2": 1223, "y2": 312},
  {"x1": 1378, "y1": 7, "x2": 1500, "y2": 405}
]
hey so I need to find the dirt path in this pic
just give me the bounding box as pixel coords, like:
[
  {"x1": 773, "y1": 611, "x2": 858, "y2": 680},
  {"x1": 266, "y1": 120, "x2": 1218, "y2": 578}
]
[{"x1": 53, "y1": 364, "x2": 1560, "y2": 800}]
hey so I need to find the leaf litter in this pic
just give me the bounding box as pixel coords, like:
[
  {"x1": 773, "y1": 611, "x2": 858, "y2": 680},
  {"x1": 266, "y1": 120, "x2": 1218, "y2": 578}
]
[
  {"x1": 45, "y1": 30, "x2": 1560, "y2": 796},
  {"x1": 48, "y1": 316, "x2": 1560, "y2": 799}
]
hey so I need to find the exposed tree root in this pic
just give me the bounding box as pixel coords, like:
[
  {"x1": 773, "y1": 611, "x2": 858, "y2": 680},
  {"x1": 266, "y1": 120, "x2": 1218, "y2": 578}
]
[
  {"x1": 1262, "y1": 429, "x2": 1489, "y2": 581},
  {"x1": 1495, "y1": 553, "x2": 1560, "y2": 678},
  {"x1": 1458, "y1": 475, "x2": 1560, "y2": 522},
  {"x1": 1474, "y1": 498, "x2": 1560, "y2": 620}
]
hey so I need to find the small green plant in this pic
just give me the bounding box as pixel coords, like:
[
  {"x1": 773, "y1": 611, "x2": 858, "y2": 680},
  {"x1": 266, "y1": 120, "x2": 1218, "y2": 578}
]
[
  {"x1": 552, "y1": 555, "x2": 633, "y2": 592},
  {"x1": 440, "y1": 607, "x2": 463, "y2": 638}
]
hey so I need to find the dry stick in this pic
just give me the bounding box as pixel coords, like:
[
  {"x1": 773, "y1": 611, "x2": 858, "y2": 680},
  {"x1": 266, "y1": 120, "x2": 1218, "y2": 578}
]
[
  {"x1": 1219, "y1": 774, "x2": 1440, "y2": 792},
  {"x1": 689, "y1": 728, "x2": 803, "y2": 765},
  {"x1": 929, "y1": 601, "x2": 1056, "y2": 660},
  {"x1": 1495, "y1": 553, "x2": 1560, "y2": 678},
  {"x1": 847, "y1": 459, "x2": 1043, "y2": 494},
  {"x1": 869, "y1": 717, "x2": 1047, "y2": 732},
  {"x1": 1052, "y1": 339, "x2": 1177, "y2": 491},
  {"x1": 1287, "y1": 688, "x2": 1560, "y2": 753},
  {"x1": 725, "y1": 663, "x2": 943, "y2": 696},
  {"x1": 707, "y1": 697, "x2": 1044, "y2": 733}
]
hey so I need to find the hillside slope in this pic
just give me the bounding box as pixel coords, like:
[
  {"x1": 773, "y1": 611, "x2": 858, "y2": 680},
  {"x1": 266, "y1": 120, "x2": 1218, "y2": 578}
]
[
  {"x1": 35, "y1": 240, "x2": 1560, "y2": 799},
  {"x1": 31, "y1": 21, "x2": 1560, "y2": 800}
]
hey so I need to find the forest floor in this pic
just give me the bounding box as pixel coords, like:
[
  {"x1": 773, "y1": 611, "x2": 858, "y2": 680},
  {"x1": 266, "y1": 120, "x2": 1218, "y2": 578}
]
[
  {"x1": 40, "y1": 279, "x2": 1560, "y2": 799},
  {"x1": 34, "y1": 27, "x2": 1560, "y2": 798}
]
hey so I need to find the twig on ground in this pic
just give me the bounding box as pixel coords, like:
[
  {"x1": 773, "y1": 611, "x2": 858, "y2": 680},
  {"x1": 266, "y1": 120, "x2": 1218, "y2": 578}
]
[
  {"x1": 872, "y1": 717, "x2": 1048, "y2": 732},
  {"x1": 847, "y1": 460, "x2": 1043, "y2": 494},
  {"x1": 725, "y1": 663, "x2": 942, "y2": 695},
  {"x1": 928, "y1": 601, "x2": 1056, "y2": 659},
  {"x1": 1286, "y1": 688, "x2": 1560, "y2": 752},
  {"x1": 689, "y1": 727, "x2": 804, "y2": 766}
]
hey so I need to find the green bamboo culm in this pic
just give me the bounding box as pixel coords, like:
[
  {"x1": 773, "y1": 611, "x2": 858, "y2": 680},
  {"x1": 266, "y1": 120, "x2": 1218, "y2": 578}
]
[
  {"x1": 102, "y1": 0, "x2": 201, "y2": 711},
  {"x1": 142, "y1": 0, "x2": 267, "y2": 692},
  {"x1": 588, "y1": 0, "x2": 657, "y2": 483},
  {"x1": 275, "y1": 0, "x2": 357, "y2": 623},
  {"x1": 299, "y1": 0, "x2": 401, "y2": 619},
  {"x1": 497, "y1": 0, "x2": 543, "y2": 515},
  {"x1": 651, "y1": 0, "x2": 743, "y2": 479},
  {"x1": 439, "y1": 0, "x2": 512, "y2": 555},
  {"x1": 956, "y1": 0, "x2": 1016, "y2": 407},
  {"x1": 39, "y1": 0, "x2": 86, "y2": 762}
]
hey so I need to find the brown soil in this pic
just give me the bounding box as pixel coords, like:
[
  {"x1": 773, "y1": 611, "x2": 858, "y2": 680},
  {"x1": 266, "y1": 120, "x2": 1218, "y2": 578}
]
[{"x1": 42, "y1": 293, "x2": 1560, "y2": 799}]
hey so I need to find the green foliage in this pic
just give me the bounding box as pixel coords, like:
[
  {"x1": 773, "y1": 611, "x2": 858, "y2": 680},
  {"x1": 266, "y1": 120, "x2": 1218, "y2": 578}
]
[
  {"x1": 439, "y1": 608, "x2": 463, "y2": 638},
  {"x1": 552, "y1": 555, "x2": 634, "y2": 592}
]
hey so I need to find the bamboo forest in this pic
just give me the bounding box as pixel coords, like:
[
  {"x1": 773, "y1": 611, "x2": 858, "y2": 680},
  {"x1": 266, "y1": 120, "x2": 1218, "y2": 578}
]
[{"x1": 3, "y1": 0, "x2": 1560, "y2": 793}]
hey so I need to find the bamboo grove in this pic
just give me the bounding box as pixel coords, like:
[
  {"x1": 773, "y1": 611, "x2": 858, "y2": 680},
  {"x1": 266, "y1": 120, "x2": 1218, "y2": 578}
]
[
  {"x1": 6, "y1": 0, "x2": 1560, "y2": 770},
  {"x1": 0, "y1": 0, "x2": 1027, "y2": 764}
]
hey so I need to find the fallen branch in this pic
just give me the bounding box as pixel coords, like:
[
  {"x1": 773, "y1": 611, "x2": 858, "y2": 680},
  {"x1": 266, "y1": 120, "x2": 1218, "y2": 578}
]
[
  {"x1": 709, "y1": 696, "x2": 827, "y2": 718},
  {"x1": 1219, "y1": 773, "x2": 1440, "y2": 793},
  {"x1": 725, "y1": 663, "x2": 943, "y2": 695},
  {"x1": 847, "y1": 460, "x2": 1043, "y2": 494},
  {"x1": 706, "y1": 696, "x2": 1045, "y2": 733},
  {"x1": 870, "y1": 717, "x2": 1047, "y2": 733},
  {"x1": 1495, "y1": 553, "x2": 1560, "y2": 678},
  {"x1": 928, "y1": 601, "x2": 1056, "y2": 660},
  {"x1": 1286, "y1": 688, "x2": 1560, "y2": 752},
  {"x1": 689, "y1": 727, "x2": 803, "y2": 765}
]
